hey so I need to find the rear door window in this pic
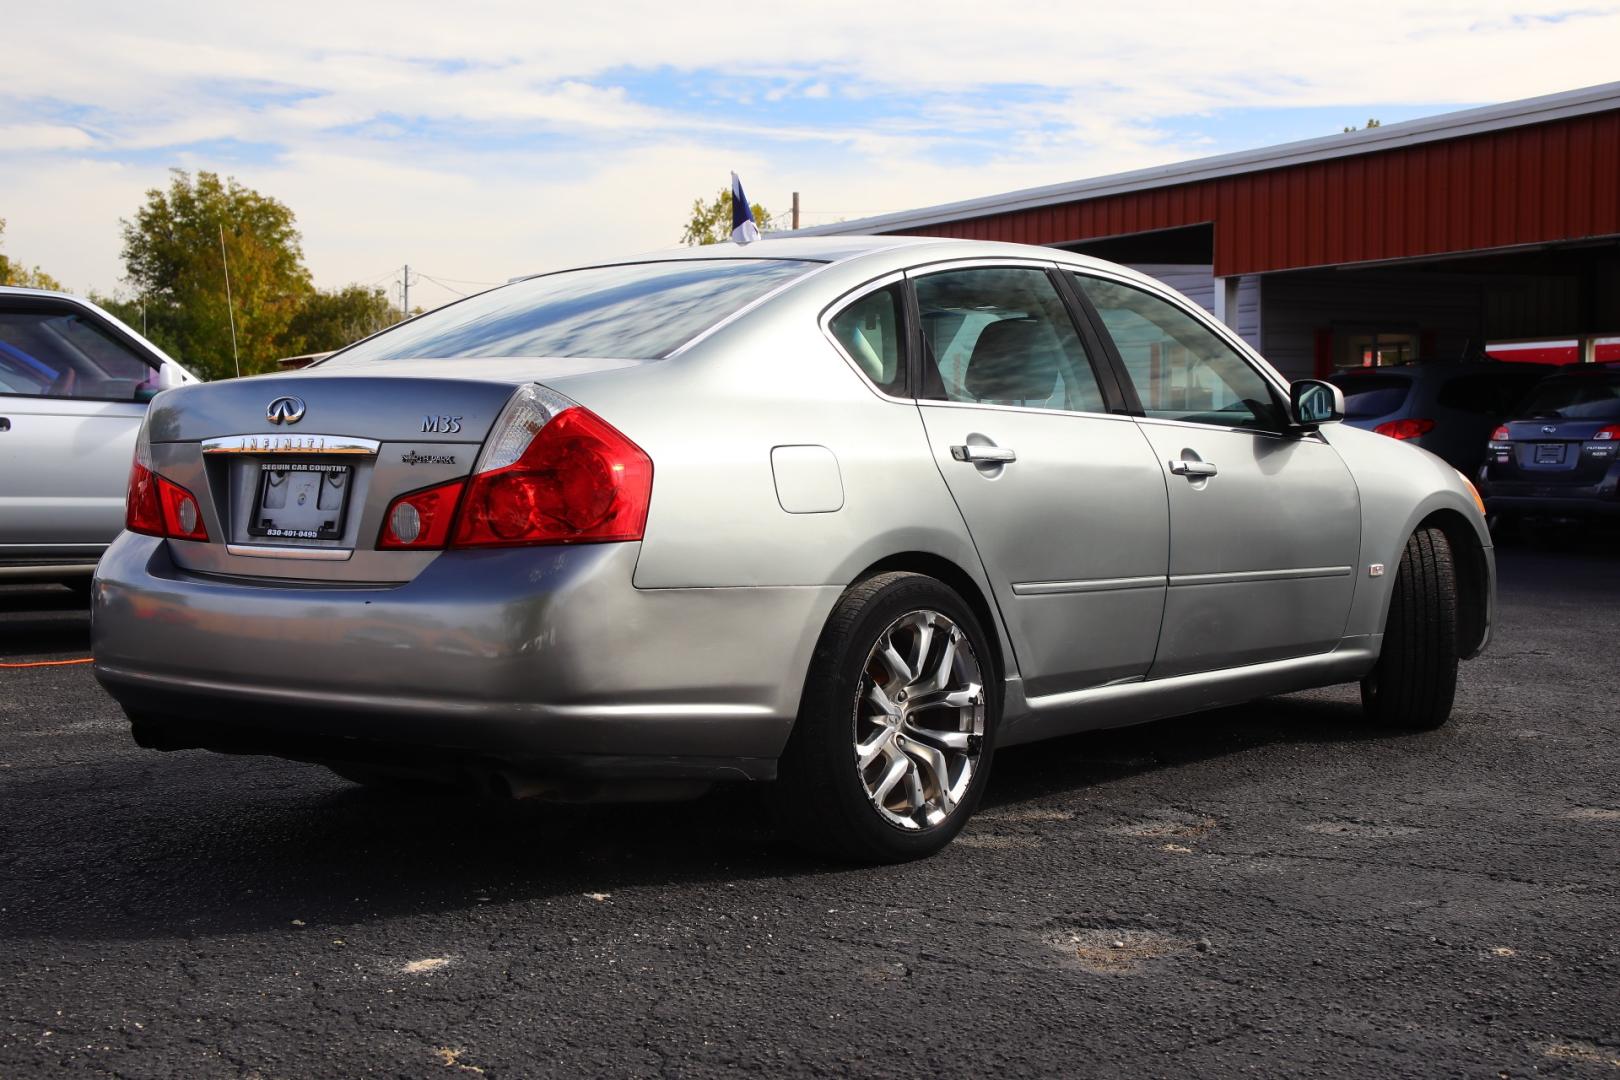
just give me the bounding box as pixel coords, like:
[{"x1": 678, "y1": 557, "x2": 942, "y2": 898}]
[
  {"x1": 0, "y1": 307, "x2": 158, "y2": 400},
  {"x1": 912, "y1": 266, "x2": 1107, "y2": 413}
]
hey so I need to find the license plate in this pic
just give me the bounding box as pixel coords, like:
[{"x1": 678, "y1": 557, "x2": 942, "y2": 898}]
[
  {"x1": 250, "y1": 462, "x2": 352, "y2": 540},
  {"x1": 1534, "y1": 443, "x2": 1566, "y2": 464}
]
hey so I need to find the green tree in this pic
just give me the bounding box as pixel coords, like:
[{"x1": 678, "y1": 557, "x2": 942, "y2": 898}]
[
  {"x1": 0, "y1": 218, "x2": 64, "y2": 290},
  {"x1": 285, "y1": 284, "x2": 402, "y2": 353},
  {"x1": 119, "y1": 170, "x2": 313, "y2": 379},
  {"x1": 680, "y1": 187, "x2": 772, "y2": 246}
]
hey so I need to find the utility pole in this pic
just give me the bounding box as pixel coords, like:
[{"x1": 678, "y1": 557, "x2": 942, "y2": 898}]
[
  {"x1": 402, "y1": 264, "x2": 410, "y2": 319},
  {"x1": 791, "y1": 192, "x2": 800, "y2": 231}
]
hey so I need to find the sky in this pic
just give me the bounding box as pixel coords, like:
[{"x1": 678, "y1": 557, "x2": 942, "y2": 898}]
[{"x1": 2, "y1": 1, "x2": 1618, "y2": 309}]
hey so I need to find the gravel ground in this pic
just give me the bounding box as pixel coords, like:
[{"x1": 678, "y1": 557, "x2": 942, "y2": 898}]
[{"x1": 0, "y1": 545, "x2": 1616, "y2": 1078}]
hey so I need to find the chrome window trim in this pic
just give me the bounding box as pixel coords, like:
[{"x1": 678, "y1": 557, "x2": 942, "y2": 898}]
[
  {"x1": 201, "y1": 434, "x2": 381, "y2": 455},
  {"x1": 918, "y1": 397, "x2": 1134, "y2": 424}
]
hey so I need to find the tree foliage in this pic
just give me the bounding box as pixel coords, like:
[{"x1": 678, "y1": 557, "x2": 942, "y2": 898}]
[
  {"x1": 286, "y1": 284, "x2": 402, "y2": 354},
  {"x1": 681, "y1": 188, "x2": 772, "y2": 246},
  {"x1": 119, "y1": 170, "x2": 313, "y2": 379},
  {"x1": 0, "y1": 218, "x2": 64, "y2": 291}
]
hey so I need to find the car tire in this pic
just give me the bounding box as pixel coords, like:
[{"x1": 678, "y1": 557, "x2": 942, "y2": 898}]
[
  {"x1": 1360, "y1": 526, "x2": 1459, "y2": 731},
  {"x1": 771, "y1": 572, "x2": 998, "y2": 863}
]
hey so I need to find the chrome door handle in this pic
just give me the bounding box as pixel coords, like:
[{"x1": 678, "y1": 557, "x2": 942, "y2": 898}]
[
  {"x1": 951, "y1": 444, "x2": 1016, "y2": 464},
  {"x1": 1170, "y1": 459, "x2": 1217, "y2": 477}
]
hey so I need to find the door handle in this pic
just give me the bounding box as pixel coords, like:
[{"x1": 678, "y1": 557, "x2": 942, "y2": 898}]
[
  {"x1": 1169, "y1": 459, "x2": 1217, "y2": 477},
  {"x1": 951, "y1": 444, "x2": 1016, "y2": 464}
]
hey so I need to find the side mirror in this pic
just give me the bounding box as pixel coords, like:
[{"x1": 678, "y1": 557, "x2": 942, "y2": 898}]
[{"x1": 1290, "y1": 380, "x2": 1344, "y2": 428}]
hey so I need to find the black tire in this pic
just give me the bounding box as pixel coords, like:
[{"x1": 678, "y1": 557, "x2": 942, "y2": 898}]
[
  {"x1": 1360, "y1": 526, "x2": 1459, "y2": 730},
  {"x1": 771, "y1": 572, "x2": 999, "y2": 863}
]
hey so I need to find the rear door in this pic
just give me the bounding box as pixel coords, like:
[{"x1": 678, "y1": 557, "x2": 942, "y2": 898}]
[
  {"x1": 906, "y1": 261, "x2": 1169, "y2": 698},
  {"x1": 0, "y1": 298, "x2": 161, "y2": 557},
  {"x1": 1070, "y1": 271, "x2": 1361, "y2": 679}
]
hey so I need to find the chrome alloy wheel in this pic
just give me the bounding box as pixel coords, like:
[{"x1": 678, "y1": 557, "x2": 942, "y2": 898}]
[{"x1": 853, "y1": 609, "x2": 986, "y2": 830}]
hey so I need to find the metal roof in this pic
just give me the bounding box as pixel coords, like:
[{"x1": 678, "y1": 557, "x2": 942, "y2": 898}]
[{"x1": 794, "y1": 81, "x2": 1620, "y2": 237}]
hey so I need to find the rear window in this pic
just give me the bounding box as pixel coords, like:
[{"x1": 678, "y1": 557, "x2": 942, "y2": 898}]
[
  {"x1": 1334, "y1": 374, "x2": 1411, "y2": 419},
  {"x1": 1516, "y1": 374, "x2": 1620, "y2": 420},
  {"x1": 329, "y1": 259, "x2": 817, "y2": 363}
]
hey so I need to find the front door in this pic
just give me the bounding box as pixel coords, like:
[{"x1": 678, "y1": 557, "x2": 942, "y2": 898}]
[
  {"x1": 910, "y1": 263, "x2": 1169, "y2": 699},
  {"x1": 1071, "y1": 272, "x2": 1361, "y2": 679}
]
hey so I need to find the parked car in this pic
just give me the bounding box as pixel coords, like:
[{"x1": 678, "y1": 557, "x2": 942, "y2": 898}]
[
  {"x1": 91, "y1": 238, "x2": 1494, "y2": 862},
  {"x1": 1478, "y1": 362, "x2": 1620, "y2": 524},
  {"x1": 1330, "y1": 361, "x2": 1550, "y2": 473},
  {"x1": 0, "y1": 288, "x2": 195, "y2": 591}
]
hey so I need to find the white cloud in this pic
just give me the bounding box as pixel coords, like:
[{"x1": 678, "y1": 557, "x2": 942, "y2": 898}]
[{"x1": 1, "y1": 1, "x2": 1616, "y2": 293}]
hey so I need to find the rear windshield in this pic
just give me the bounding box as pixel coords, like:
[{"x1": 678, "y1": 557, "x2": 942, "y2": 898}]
[
  {"x1": 329, "y1": 259, "x2": 818, "y2": 363},
  {"x1": 1516, "y1": 373, "x2": 1620, "y2": 420},
  {"x1": 1333, "y1": 373, "x2": 1411, "y2": 419}
]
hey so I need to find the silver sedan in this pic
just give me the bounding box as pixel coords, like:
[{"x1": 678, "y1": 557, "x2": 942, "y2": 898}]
[{"x1": 91, "y1": 237, "x2": 1494, "y2": 861}]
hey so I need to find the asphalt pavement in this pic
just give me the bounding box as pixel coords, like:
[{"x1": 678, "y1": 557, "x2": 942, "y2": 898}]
[{"x1": 1, "y1": 544, "x2": 1617, "y2": 1078}]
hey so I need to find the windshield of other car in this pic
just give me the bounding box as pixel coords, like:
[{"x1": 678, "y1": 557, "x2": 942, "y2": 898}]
[
  {"x1": 329, "y1": 259, "x2": 820, "y2": 363},
  {"x1": 1515, "y1": 373, "x2": 1620, "y2": 420},
  {"x1": 1334, "y1": 373, "x2": 1413, "y2": 419}
]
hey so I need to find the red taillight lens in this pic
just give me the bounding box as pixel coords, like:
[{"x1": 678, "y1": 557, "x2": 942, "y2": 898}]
[
  {"x1": 378, "y1": 479, "x2": 465, "y2": 549},
  {"x1": 452, "y1": 407, "x2": 652, "y2": 548},
  {"x1": 1490, "y1": 425, "x2": 1511, "y2": 442},
  {"x1": 1594, "y1": 425, "x2": 1620, "y2": 442},
  {"x1": 125, "y1": 458, "x2": 165, "y2": 536},
  {"x1": 1373, "y1": 418, "x2": 1437, "y2": 441},
  {"x1": 157, "y1": 476, "x2": 208, "y2": 541},
  {"x1": 126, "y1": 457, "x2": 207, "y2": 541}
]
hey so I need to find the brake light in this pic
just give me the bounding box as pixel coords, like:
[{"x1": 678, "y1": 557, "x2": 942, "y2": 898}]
[
  {"x1": 1373, "y1": 418, "x2": 1436, "y2": 441},
  {"x1": 1490, "y1": 425, "x2": 1511, "y2": 442},
  {"x1": 378, "y1": 479, "x2": 465, "y2": 549},
  {"x1": 125, "y1": 442, "x2": 207, "y2": 541},
  {"x1": 1594, "y1": 425, "x2": 1620, "y2": 442},
  {"x1": 453, "y1": 406, "x2": 652, "y2": 547}
]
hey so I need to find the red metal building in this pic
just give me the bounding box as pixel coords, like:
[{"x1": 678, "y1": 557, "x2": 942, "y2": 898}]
[{"x1": 802, "y1": 82, "x2": 1620, "y2": 381}]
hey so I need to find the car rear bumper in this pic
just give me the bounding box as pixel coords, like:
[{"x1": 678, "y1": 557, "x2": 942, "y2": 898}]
[
  {"x1": 1482, "y1": 480, "x2": 1620, "y2": 518},
  {"x1": 91, "y1": 533, "x2": 840, "y2": 780}
]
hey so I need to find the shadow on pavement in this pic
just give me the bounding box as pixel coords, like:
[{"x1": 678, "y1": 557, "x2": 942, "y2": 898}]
[
  {"x1": 0, "y1": 689, "x2": 1399, "y2": 943},
  {"x1": 0, "y1": 585, "x2": 90, "y2": 658}
]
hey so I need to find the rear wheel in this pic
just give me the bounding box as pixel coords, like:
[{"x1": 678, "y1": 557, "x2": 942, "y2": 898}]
[
  {"x1": 771, "y1": 572, "x2": 997, "y2": 863},
  {"x1": 1360, "y1": 526, "x2": 1459, "y2": 730}
]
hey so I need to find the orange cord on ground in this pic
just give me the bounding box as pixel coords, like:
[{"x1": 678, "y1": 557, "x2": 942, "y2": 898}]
[{"x1": 0, "y1": 658, "x2": 94, "y2": 668}]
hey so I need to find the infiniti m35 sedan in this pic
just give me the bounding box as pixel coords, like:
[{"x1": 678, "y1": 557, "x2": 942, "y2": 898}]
[{"x1": 92, "y1": 237, "x2": 1494, "y2": 862}]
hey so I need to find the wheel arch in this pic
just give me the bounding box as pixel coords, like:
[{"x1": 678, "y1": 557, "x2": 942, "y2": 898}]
[{"x1": 845, "y1": 551, "x2": 1010, "y2": 690}]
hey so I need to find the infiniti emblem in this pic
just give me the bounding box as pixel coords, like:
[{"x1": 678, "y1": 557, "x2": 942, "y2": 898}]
[
  {"x1": 1541, "y1": 424, "x2": 1558, "y2": 434},
  {"x1": 266, "y1": 395, "x2": 306, "y2": 425}
]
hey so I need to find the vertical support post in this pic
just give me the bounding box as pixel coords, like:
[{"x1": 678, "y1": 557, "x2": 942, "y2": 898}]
[
  {"x1": 1212, "y1": 274, "x2": 1241, "y2": 331},
  {"x1": 402, "y1": 264, "x2": 410, "y2": 319},
  {"x1": 791, "y1": 191, "x2": 800, "y2": 231}
]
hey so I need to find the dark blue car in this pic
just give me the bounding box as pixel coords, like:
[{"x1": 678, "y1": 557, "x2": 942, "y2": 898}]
[{"x1": 1478, "y1": 364, "x2": 1620, "y2": 523}]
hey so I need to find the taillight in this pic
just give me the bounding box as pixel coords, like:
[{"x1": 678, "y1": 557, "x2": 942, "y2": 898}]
[
  {"x1": 378, "y1": 479, "x2": 465, "y2": 549},
  {"x1": 453, "y1": 405, "x2": 652, "y2": 547},
  {"x1": 1594, "y1": 425, "x2": 1620, "y2": 442},
  {"x1": 125, "y1": 440, "x2": 208, "y2": 541},
  {"x1": 1490, "y1": 425, "x2": 1511, "y2": 442},
  {"x1": 1374, "y1": 418, "x2": 1436, "y2": 441},
  {"x1": 374, "y1": 383, "x2": 654, "y2": 551}
]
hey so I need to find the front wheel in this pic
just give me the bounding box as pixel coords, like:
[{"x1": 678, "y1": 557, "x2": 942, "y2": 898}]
[
  {"x1": 771, "y1": 573, "x2": 998, "y2": 863},
  {"x1": 1360, "y1": 526, "x2": 1459, "y2": 730}
]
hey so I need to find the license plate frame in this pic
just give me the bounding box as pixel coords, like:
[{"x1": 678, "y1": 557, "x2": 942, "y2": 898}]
[
  {"x1": 1534, "y1": 443, "x2": 1567, "y2": 465},
  {"x1": 248, "y1": 461, "x2": 354, "y2": 541}
]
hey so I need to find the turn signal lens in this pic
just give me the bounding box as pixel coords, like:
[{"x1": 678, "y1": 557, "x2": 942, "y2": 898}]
[
  {"x1": 125, "y1": 459, "x2": 165, "y2": 537},
  {"x1": 1490, "y1": 425, "x2": 1511, "y2": 442},
  {"x1": 1373, "y1": 418, "x2": 1437, "y2": 441},
  {"x1": 378, "y1": 480, "x2": 465, "y2": 549},
  {"x1": 1594, "y1": 425, "x2": 1620, "y2": 442},
  {"x1": 452, "y1": 406, "x2": 652, "y2": 548}
]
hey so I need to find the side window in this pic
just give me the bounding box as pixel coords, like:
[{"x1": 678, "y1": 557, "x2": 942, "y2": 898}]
[
  {"x1": 912, "y1": 266, "x2": 1106, "y2": 413},
  {"x1": 827, "y1": 284, "x2": 906, "y2": 395},
  {"x1": 0, "y1": 308, "x2": 157, "y2": 401},
  {"x1": 1074, "y1": 274, "x2": 1284, "y2": 430}
]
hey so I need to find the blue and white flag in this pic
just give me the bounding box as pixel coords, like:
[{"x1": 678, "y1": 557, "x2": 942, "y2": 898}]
[{"x1": 730, "y1": 171, "x2": 761, "y2": 245}]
